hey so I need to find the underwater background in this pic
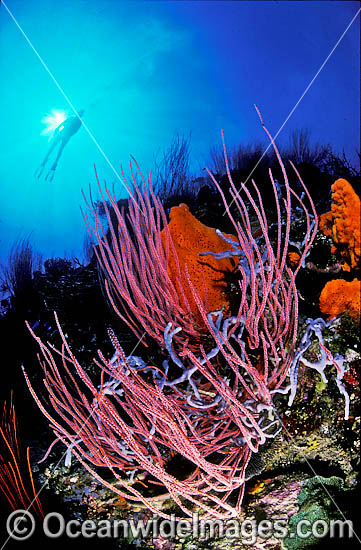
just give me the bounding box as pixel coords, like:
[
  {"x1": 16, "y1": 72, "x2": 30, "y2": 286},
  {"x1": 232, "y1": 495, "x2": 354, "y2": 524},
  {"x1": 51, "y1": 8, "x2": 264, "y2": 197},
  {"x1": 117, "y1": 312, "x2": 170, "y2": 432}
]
[
  {"x1": 0, "y1": 0, "x2": 359, "y2": 265},
  {"x1": 0, "y1": 1, "x2": 360, "y2": 549}
]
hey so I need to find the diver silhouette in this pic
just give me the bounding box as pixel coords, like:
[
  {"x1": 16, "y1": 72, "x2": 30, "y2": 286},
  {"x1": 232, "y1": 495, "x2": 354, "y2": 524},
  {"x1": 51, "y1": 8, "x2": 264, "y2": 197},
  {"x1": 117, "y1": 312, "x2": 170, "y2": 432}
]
[{"x1": 35, "y1": 109, "x2": 85, "y2": 181}]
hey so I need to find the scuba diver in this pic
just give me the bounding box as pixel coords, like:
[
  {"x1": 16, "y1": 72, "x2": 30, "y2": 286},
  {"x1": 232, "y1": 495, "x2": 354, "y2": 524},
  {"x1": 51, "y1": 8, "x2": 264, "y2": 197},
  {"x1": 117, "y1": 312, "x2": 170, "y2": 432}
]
[{"x1": 35, "y1": 109, "x2": 85, "y2": 181}]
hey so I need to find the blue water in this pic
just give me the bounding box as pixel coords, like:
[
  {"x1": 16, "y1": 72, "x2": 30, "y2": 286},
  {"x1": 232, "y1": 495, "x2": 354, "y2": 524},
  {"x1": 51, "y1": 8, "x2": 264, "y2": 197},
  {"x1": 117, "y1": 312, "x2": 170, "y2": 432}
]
[{"x1": 0, "y1": 0, "x2": 359, "y2": 265}]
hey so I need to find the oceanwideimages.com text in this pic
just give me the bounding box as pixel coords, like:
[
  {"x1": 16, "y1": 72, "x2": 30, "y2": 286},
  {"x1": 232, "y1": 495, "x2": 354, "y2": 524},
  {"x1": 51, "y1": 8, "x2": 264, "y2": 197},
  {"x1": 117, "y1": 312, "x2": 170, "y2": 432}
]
[{"x1": 6, "y1": 510, "x2": 355, "y2": 545}]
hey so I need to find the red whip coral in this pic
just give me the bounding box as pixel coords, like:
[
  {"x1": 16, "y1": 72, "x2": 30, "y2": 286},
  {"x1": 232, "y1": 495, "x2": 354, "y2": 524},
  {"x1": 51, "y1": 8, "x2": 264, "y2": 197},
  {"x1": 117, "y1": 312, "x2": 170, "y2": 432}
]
[
  {"x1": 319, "y1": 278, "x2": 360, "y2": 322},
  {"x1": 161, "y1": 203, "x2": 239, "y2": 327},
  {"x1": 0, "y1": 394, "x2": 44, "y2": 517},
  {"x1": 319, "y1": 178, "x2": 360, "y2": 271}
]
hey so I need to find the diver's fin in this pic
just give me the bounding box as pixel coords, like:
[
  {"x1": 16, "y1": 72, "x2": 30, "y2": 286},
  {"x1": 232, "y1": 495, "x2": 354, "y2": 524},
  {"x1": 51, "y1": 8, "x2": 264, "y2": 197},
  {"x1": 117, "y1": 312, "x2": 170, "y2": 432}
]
[
  {"x1": 34, "y1": 161, "x2": 47, "y2": 179},
  {"x1": 34, "y1": 165, "x2": 44, "y2": 179},
  {"x1": 45, "y1": 168, "x2": 55, "y2": 182}
]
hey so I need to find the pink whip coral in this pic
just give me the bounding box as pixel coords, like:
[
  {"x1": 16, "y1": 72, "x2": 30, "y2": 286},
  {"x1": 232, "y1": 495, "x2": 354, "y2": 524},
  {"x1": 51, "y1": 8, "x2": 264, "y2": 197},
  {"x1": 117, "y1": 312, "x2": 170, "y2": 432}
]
[
  {"x1": 24, "y1": 111, "x2": 335, "y2": 519},
  {"x1": 82, "y1": 165, "x2": 202, "y2": 348}
]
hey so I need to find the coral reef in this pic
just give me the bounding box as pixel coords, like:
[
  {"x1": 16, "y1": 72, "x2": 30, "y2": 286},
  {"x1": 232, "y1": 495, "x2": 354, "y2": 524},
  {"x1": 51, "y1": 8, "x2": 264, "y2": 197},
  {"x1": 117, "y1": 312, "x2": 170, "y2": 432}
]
[
  {"x1": 319, "y1": 278, "x2": 360, "y2": 322},
  {"x1": 23, "y1": 114, "x2": 352, "y2": 523}
]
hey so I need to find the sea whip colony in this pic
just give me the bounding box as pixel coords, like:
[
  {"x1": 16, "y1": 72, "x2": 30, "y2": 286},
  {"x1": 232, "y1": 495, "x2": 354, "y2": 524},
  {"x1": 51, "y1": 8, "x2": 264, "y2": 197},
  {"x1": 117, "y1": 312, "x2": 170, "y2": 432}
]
[{"x1": 23, "y1": 112, "x2": 349, "y2": 519}]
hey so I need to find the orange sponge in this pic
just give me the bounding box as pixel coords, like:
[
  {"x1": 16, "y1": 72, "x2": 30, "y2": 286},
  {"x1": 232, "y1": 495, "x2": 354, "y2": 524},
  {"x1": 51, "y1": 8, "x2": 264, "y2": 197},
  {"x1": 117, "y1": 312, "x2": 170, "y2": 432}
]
[
  {"x1": 161, "y1": 204, "x2": 239, "y2": 327},
  {"x1": 319, "y1": 278, "x2": 360, "y2": 322},
  {"x1": 287, "y1": 252, "x2": 301, "y2": 269},
  {"x1": 319, "y1": 179, "x2": 360, "y2": 270}
]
